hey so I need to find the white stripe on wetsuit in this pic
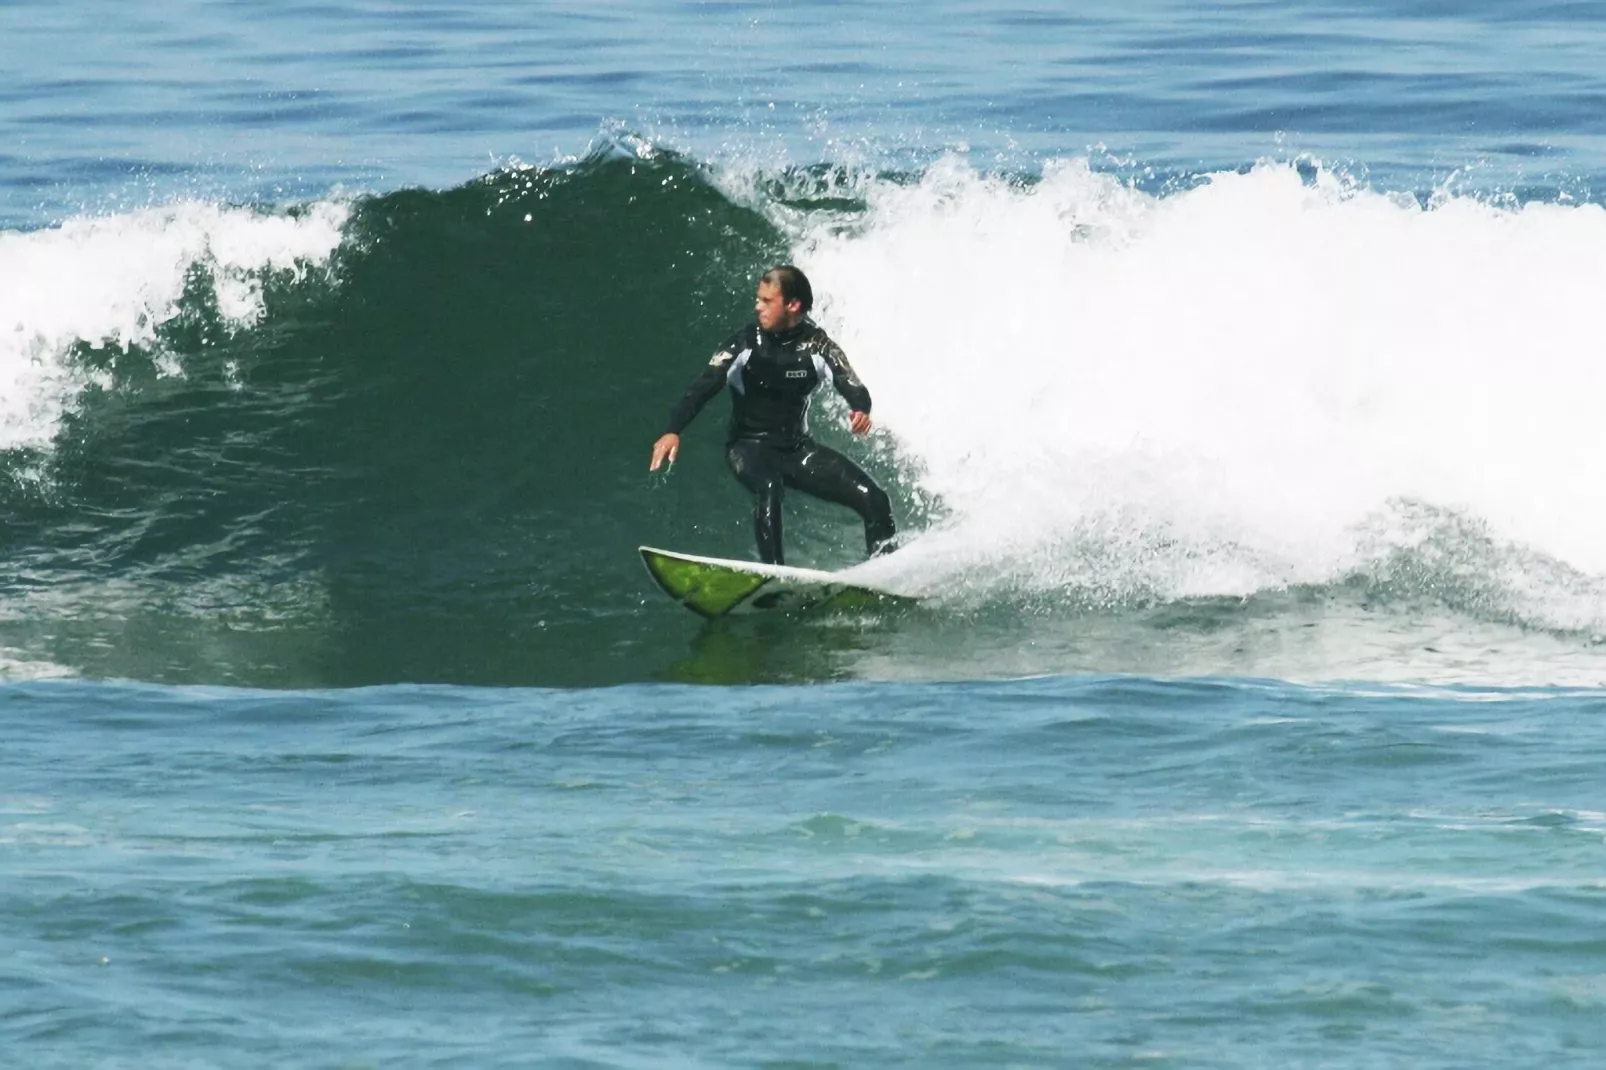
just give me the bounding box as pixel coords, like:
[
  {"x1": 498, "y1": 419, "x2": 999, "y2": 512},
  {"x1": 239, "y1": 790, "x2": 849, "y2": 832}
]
[{"x1": 726, "y1": 348, "x2": 752, "y2": 393}]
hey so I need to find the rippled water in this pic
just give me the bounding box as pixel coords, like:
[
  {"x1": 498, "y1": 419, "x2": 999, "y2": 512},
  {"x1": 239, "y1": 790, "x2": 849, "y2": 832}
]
[
  {"x1": 8, "y1": 0, "x2": 1606, "y2": 226},
  {"x1": 8, "y1": 676, "x2": 1606, "y2": 1067}
]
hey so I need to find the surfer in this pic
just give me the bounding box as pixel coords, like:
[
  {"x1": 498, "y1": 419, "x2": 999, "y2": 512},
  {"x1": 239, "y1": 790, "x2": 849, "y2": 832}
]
[{"x1": 649, "y1": 265, "x2": 896, "y2": 566}]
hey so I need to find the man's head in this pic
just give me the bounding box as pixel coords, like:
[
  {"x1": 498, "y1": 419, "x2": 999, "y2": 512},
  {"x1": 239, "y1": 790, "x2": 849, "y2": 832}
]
[{"x1": 755, "y1": 264, "x2": 813, "y2": 331}]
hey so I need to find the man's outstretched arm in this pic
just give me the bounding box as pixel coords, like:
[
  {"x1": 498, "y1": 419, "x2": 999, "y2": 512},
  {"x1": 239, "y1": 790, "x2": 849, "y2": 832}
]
[{"x1": 650, "y1": 336, "x2": 741, "y2": 470}]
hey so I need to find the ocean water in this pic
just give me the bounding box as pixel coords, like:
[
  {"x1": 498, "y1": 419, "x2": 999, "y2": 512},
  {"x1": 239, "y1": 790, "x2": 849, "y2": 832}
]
[{"x1": 5, "y1": 1, "x2": 1606, "y2": 1066}]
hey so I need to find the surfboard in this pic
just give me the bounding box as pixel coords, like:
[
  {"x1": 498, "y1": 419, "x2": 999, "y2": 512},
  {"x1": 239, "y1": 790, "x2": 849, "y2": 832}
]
[{"x1": 639, "y1": 545, "x2": 907, "y2": 618}]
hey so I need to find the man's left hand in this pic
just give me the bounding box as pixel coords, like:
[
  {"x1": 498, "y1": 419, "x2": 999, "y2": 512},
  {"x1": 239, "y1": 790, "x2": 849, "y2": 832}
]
[{"x1": 849, "y1": 411, "x2": 872, "y2": 435}]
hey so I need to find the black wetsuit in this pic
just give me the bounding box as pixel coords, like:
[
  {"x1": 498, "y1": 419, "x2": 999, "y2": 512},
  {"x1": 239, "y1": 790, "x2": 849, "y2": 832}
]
[{"x1": 665, "y1": 319, "x2": 896, "y2": 565}]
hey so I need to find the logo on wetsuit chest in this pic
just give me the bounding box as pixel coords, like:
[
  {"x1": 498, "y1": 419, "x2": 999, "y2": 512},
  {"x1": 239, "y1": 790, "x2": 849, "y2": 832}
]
[{"x1": 784, "y1": 369, "x2": 809, "y2": 379}]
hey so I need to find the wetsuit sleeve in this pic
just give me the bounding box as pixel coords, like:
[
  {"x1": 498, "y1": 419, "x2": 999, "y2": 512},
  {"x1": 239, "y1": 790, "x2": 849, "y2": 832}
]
[
  {"x1": 665, "y1": 329, "x2": 744, "y2": 435},
  {"x1": 816, "y1": 334, "x2": 872, "y2": 413}
]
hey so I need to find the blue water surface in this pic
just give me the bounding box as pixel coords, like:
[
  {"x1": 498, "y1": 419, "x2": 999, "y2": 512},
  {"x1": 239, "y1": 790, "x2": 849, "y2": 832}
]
[
  {"x1": 6, "y1": 0, "x2": 1606, "y2": 225},
  {"x1": 6, "y1": 676, "x2": 1606, "y2": 1067}
]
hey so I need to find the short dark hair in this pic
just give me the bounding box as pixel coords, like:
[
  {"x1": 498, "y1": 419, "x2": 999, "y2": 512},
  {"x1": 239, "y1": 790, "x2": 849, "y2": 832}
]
[{"x1": 763, "y1": 264, "x2": 813, "y2": 313}]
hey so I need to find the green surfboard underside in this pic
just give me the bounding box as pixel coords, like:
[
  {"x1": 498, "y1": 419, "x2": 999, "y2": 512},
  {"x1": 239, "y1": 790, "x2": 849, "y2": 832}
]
[{"x1": 639, "y1": 547, "x2": 898, "y2": 618}]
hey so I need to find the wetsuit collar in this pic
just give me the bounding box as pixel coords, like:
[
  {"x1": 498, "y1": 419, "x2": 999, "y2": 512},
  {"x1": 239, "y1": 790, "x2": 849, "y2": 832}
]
[{"x1": 761, "y1": 318, "x2": 812, "y2": 346}]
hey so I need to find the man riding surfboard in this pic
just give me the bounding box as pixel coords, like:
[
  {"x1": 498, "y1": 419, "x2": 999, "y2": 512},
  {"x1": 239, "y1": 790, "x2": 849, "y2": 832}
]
[{"x1": 649, "y1": 266, "x2": 896, "y2": 566}]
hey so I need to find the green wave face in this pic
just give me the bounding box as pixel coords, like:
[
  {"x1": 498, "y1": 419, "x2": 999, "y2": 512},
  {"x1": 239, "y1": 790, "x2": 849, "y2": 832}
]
[{"x1": 0, "y1": 152, "x2": 847, "y2": 685}]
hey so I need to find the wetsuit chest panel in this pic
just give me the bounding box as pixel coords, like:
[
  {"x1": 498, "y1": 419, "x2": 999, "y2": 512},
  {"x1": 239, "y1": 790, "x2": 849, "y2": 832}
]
[
  {"x1": 738, "y1": 342, "x2": 821, "y2": 398},
  {"x1": 724, "y1": 327, "x2": 831, "y2": 445}
]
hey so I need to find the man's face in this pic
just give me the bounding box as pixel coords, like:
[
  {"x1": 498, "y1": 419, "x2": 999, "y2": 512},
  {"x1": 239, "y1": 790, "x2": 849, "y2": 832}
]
[{"x1": 755, "y1": 279, "x2": 799, "y2": 331}]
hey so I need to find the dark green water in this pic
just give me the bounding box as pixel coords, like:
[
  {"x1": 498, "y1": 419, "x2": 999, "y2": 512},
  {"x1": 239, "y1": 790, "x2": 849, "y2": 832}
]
[{"x1": 0, "y1": 153, "x2": 805, "y2": 685}]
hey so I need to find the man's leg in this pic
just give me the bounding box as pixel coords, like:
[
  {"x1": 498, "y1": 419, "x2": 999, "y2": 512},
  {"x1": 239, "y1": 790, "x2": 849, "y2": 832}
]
[
  {"x1": 726, "y1": 440, "x2": 786, "y2": 564},
  {"x1": 782, "y1": 441, "x2": 896, "y2": 557}
]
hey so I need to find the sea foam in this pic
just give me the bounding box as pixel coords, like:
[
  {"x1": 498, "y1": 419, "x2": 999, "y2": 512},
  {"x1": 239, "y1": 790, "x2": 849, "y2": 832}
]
[
  {"x1": 0, "y1": 200, "x2": 349, "y2": 452},
  {"x1": 805, "y1": 158, "x2": 1606, "y2": 629}
]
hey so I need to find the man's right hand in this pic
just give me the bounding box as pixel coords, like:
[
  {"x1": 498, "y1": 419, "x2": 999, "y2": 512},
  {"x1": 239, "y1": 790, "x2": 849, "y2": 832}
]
[{"x1": 649, "y1": 433, "x2": 680, "y2": 472}]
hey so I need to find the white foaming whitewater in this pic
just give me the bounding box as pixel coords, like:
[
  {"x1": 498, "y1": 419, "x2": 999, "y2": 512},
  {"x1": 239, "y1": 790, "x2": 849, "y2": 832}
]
[
  {"x1": 803, "y1": 158, "x2": 1606, "y2": 634},
  {"x1": 0, "y1": 200, "x2": 350, "y2": 453}
]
